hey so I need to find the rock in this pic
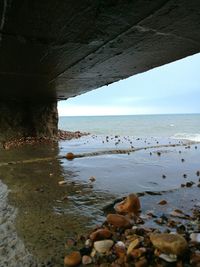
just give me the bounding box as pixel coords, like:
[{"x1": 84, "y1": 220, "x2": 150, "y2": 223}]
[
  {"x1": 114, "y1": 193, "x2": 141, "y2": 214},
  {"x1": 94, "y1": 239, "x2": 114, "y2": 254},
  {"x1": 90, "y1": 248, "x2": 96, "y2": 258},
  {"x1": 170, "y1": 209, "x2": 189, "y2": 219},
  {"x1": 127, "y1": 238, "x2": 140, "y2": 255},
  {"x1": 159, "y1": 253, "x2": 177, "y2": 262},
  {"x1": 82, "y1": 255, "x2": 92, "y2": 265},
  {"x1": 134, "y1": 257, "x2": 148, "y2": 267},
  {"x1": 58, "y1": 180, "x2": 67, "y2": 185},
  {"x1": 66, "y1": 152, "x2": 75, "y2": 160},
  {"x1": 89, "y1": 176, "x2": 96, "y2": 182},
  {"x1": 106, "y1": 214, "x2": 131, "y2": 228},
  {"x1": 150, "y1": 233, "x2": 187, "y2": 255},
  {"x1": 85, "y1": 239, "x2": 92, "y2": 247},
  {"x1": 158, "y1": 200, "x2": 167, "y2": 205},
  {"x1": 114, "y1": 241, "x2": 126, "y2": 258},
  {"x1": 65, "y1": 238, "x2": 77, "y2": 248},
  {"x1": 130, "y1": 248, "x2": 146, "y2": 258},
  {"x1": 190, "y1": 252, "x2": 200, "y2": 267},
  {"x1": 90, "y1": 229, "x2": 112, "y2": 241},
  {"x1": 64, "y1": 251, "x2": 82, "y2": 266},
  {"x1": 190, "y1": 233, "x2": 200, "y2": 243}
]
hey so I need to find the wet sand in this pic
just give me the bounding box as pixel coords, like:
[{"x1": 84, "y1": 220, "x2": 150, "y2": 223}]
[{"x1": 0, "y1": 136, "x2": 199, "y2": 266}]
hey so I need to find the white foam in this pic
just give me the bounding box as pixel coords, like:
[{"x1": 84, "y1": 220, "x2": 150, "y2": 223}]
[{"x1": 172, "y1": 133, "x2": 200, "y2": 142}]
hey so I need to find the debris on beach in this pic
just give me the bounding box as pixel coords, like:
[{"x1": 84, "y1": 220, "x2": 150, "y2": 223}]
[
  {"x1": 89, "y1": 176, "x2": 96, "y2": 182},
  {"x1": 58, "y1": 130, "x2": 89, "y2": 140},
  {"x1": 64, "y1": 192, "x2": 200, "y2": 266},
  {"x1": 1, "y1": 130, "x2": 89, "y2": 150},
  {"x1": 66, "y1": 152, "x2": 75, "y2": 160}
]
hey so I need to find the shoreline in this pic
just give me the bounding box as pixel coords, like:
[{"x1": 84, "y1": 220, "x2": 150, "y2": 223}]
[
  {"x1": 0, "y1": 135, "x2": 200, "y2": 266},
  {"x1": 1, "y1": 129, "x2": 90, "y2": 150}
]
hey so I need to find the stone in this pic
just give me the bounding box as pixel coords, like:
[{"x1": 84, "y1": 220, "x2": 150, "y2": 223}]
[
  {"x1": 170, "y1": 209, "x2": 188, "y2": 219},
  {"x1": 58, "y1": 180, "x2": 67, "y2": 185},
  {"x1": 114, "y1": 193, "x2": 141, "y2": 215},
  {"x1": 66, "y1": 153, "x2": 75, "y2": 160},
  {"x1": 158, "y1": 200, "x2": 167, "y2": 205},
  {"x1": 64, "y1": 251, "x2": 82, "y2": 266},
  {"x1": 190, "y1": 233, "x2": 200, "y2": 243},
  {"x1": 82, "y1": 255, "x2": 92, "y2": 265},
  {"x1": 65, "y1": 238, "x2": 77, "y2": 248},
  {"x1": 150, "y1": 233, "x2": 187, "y2": 255},
  {"x1": 190, "y1": 252, "x2": 200, "y2": 267},
  {"x1": 89, "y1": 176, "x2": 96, "y2": 182},
  {"x1": 106, "y1": 214, "x2": 131, "y2": 228},
  {"x1": 89, "y1": 228, "x2": 112, "y2": 241},
  {"x1": 130, "y1": 248, "x2": 146, "y2": 258},
  {"x1": 85, "y1": 239, "x2": 92, "y2": 247},
  {"x1": 134, "y1": 257, "x2": 148, "y2": 267},
  {"x1": 127, "y1": 238, "x2": 140, "y2": 255},
  {"x1": 94, "y1": 239, "x2": 114, "y2": 254},
  {"x1": 114, "y1": 241, "x2": 126, "y2": 258},
  {"x1": 159, "y1": 253, "x2": 177, "y2": 262}
]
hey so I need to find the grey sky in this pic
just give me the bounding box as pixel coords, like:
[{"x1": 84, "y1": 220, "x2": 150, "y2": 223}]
[{"x1": 58, "y1": 53, "x2": 200, "y2": 116}]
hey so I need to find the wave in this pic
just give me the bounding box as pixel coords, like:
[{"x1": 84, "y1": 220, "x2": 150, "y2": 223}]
[{"x1": 172, "y1": 133, "x2": 200, "y2": 142}]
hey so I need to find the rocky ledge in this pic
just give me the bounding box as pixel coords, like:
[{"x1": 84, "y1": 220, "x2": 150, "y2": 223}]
[{"x1": 1, "y1": 130, "x2": 89, "y2": 150}]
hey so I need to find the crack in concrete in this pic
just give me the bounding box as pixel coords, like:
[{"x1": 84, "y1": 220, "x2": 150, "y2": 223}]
[
  {"x1": 0, "y1": 0, "x2": 8, "y2": 41},
  {"x1": 134, "y1": 25, "x2": 200, "y2": 45}
]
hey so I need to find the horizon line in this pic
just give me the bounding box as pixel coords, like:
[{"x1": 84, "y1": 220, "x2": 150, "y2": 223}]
[{"x1": 59, "y1": 112, "x2": 200, "y2": 117}]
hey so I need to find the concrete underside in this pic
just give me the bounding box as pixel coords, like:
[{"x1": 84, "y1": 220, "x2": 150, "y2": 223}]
[{"x1": 0, "y1": 0, "x2": 200, "y2": 141}]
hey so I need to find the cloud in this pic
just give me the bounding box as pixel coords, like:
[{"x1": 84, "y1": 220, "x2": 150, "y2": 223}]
[{"x1": 58, "y1": 103, "x2": 153, "y2": 116}]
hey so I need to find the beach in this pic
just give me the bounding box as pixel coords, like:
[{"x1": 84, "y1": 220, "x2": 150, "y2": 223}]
[{"x1": 0, "y1": 114, "x2": 200, "y2": 266}]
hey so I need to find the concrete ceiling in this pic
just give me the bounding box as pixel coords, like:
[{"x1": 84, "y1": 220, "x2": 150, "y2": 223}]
[{"x1": 0, "y1": 0, "x2": 200, "y2": 102}]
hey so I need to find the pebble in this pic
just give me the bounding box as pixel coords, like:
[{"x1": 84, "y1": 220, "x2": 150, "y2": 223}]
[
  {"x1": 134, "y1": 257, "x2": 148, "y2": 267},
  {"x1": 190, "y1": 233, "x2": 200, "y2": 243},
  {"x1": 130, "y1": 247, "x2": 146, "y2": 258},
  {"x1": 58, "y1": 180, "x2": 67, "y2": 185},
  {"x1": 65, "y1": 238, "x2": 77, "y2": 248},
  {"x1": 114, "y1": 193, "x2": 141, "y2": 214},
  {"x1": 90, "y1": 228, "x2": 112, "y2": 241},
  {"x1": 190, "y1": 252, "x2": 200, "y2": 266},
  {"x1": 82, "y1": 255, "x2": 92, "y2": 265},
  {"x1": 64, "y1": 251, "x2": 82, "y2": 266},
  {"x1": 159, "y1": 253, "x2": 177, "y2": 262},
  {"x1": 106, "y1": 214, "x2": 131, "y2": 228},
  {"x1": 158, "y1": 200, "x2": 167, "y2": 205},
  {"x1": 127, "y1": 238, "x2": 140, "y2": 255},
  {"x1": 150, "y1": 233, "x2": 187, "y2": 255},
  {"x1": 114, "y1": 242, "x2": 126, "y2": 258},
  {"x1": 94, "y1": 240, "x2": 114, "y2": 254},
  {"x1": 66, "y1": 152, "x2": 75, "y2": 160},
  {"x1": 89, "y1": 176, "x2": 96, "y2": 182}
]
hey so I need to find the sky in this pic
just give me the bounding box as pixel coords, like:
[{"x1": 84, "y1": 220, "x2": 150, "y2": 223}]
[{"x1": 58, "y1": 53, "x2": 200, "y2": 116}]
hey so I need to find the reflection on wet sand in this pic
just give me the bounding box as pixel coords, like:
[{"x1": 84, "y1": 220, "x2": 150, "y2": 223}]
[{"x1": 0, "y1": 144, "x2": 115, "y2": 266}]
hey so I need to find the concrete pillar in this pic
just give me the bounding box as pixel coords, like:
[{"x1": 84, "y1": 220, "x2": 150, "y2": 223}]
[{"x1": 0, "y1": 100, "x2": 58, "y2": 143}]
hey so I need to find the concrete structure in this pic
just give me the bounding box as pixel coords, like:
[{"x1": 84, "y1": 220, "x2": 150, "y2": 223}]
[{"x1": 0, "y1": 0, "x2": 200, "y2": 141}]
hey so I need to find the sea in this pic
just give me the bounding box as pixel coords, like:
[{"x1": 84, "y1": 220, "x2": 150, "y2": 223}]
[
  {"x1": 59, "y1": 113, "x2": 200, "y2": 142},
  {"x1": 1, "y1": 113, "x2": 200, "y2": 266}
]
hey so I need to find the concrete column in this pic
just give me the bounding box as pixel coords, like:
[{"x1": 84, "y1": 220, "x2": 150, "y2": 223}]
[{"x1": 0, "y1": 100, "x2": 58, "y2": 143}]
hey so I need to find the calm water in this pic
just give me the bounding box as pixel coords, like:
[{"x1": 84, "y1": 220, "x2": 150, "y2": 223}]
[
  {"x1": 1, "y1": 114, "x2": 200, "y2": 266},
  {"x1": 59, "y1": 114, "x2": 200, "y2": 141}
]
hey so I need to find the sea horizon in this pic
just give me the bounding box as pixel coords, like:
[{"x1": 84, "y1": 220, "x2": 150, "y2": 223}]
[
  {"x1": 59, "y1": 113, "x2": 200, "y2": 142},
  {"x1": 59, "y1": 112, "x2": 200, "y2": 117}
]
